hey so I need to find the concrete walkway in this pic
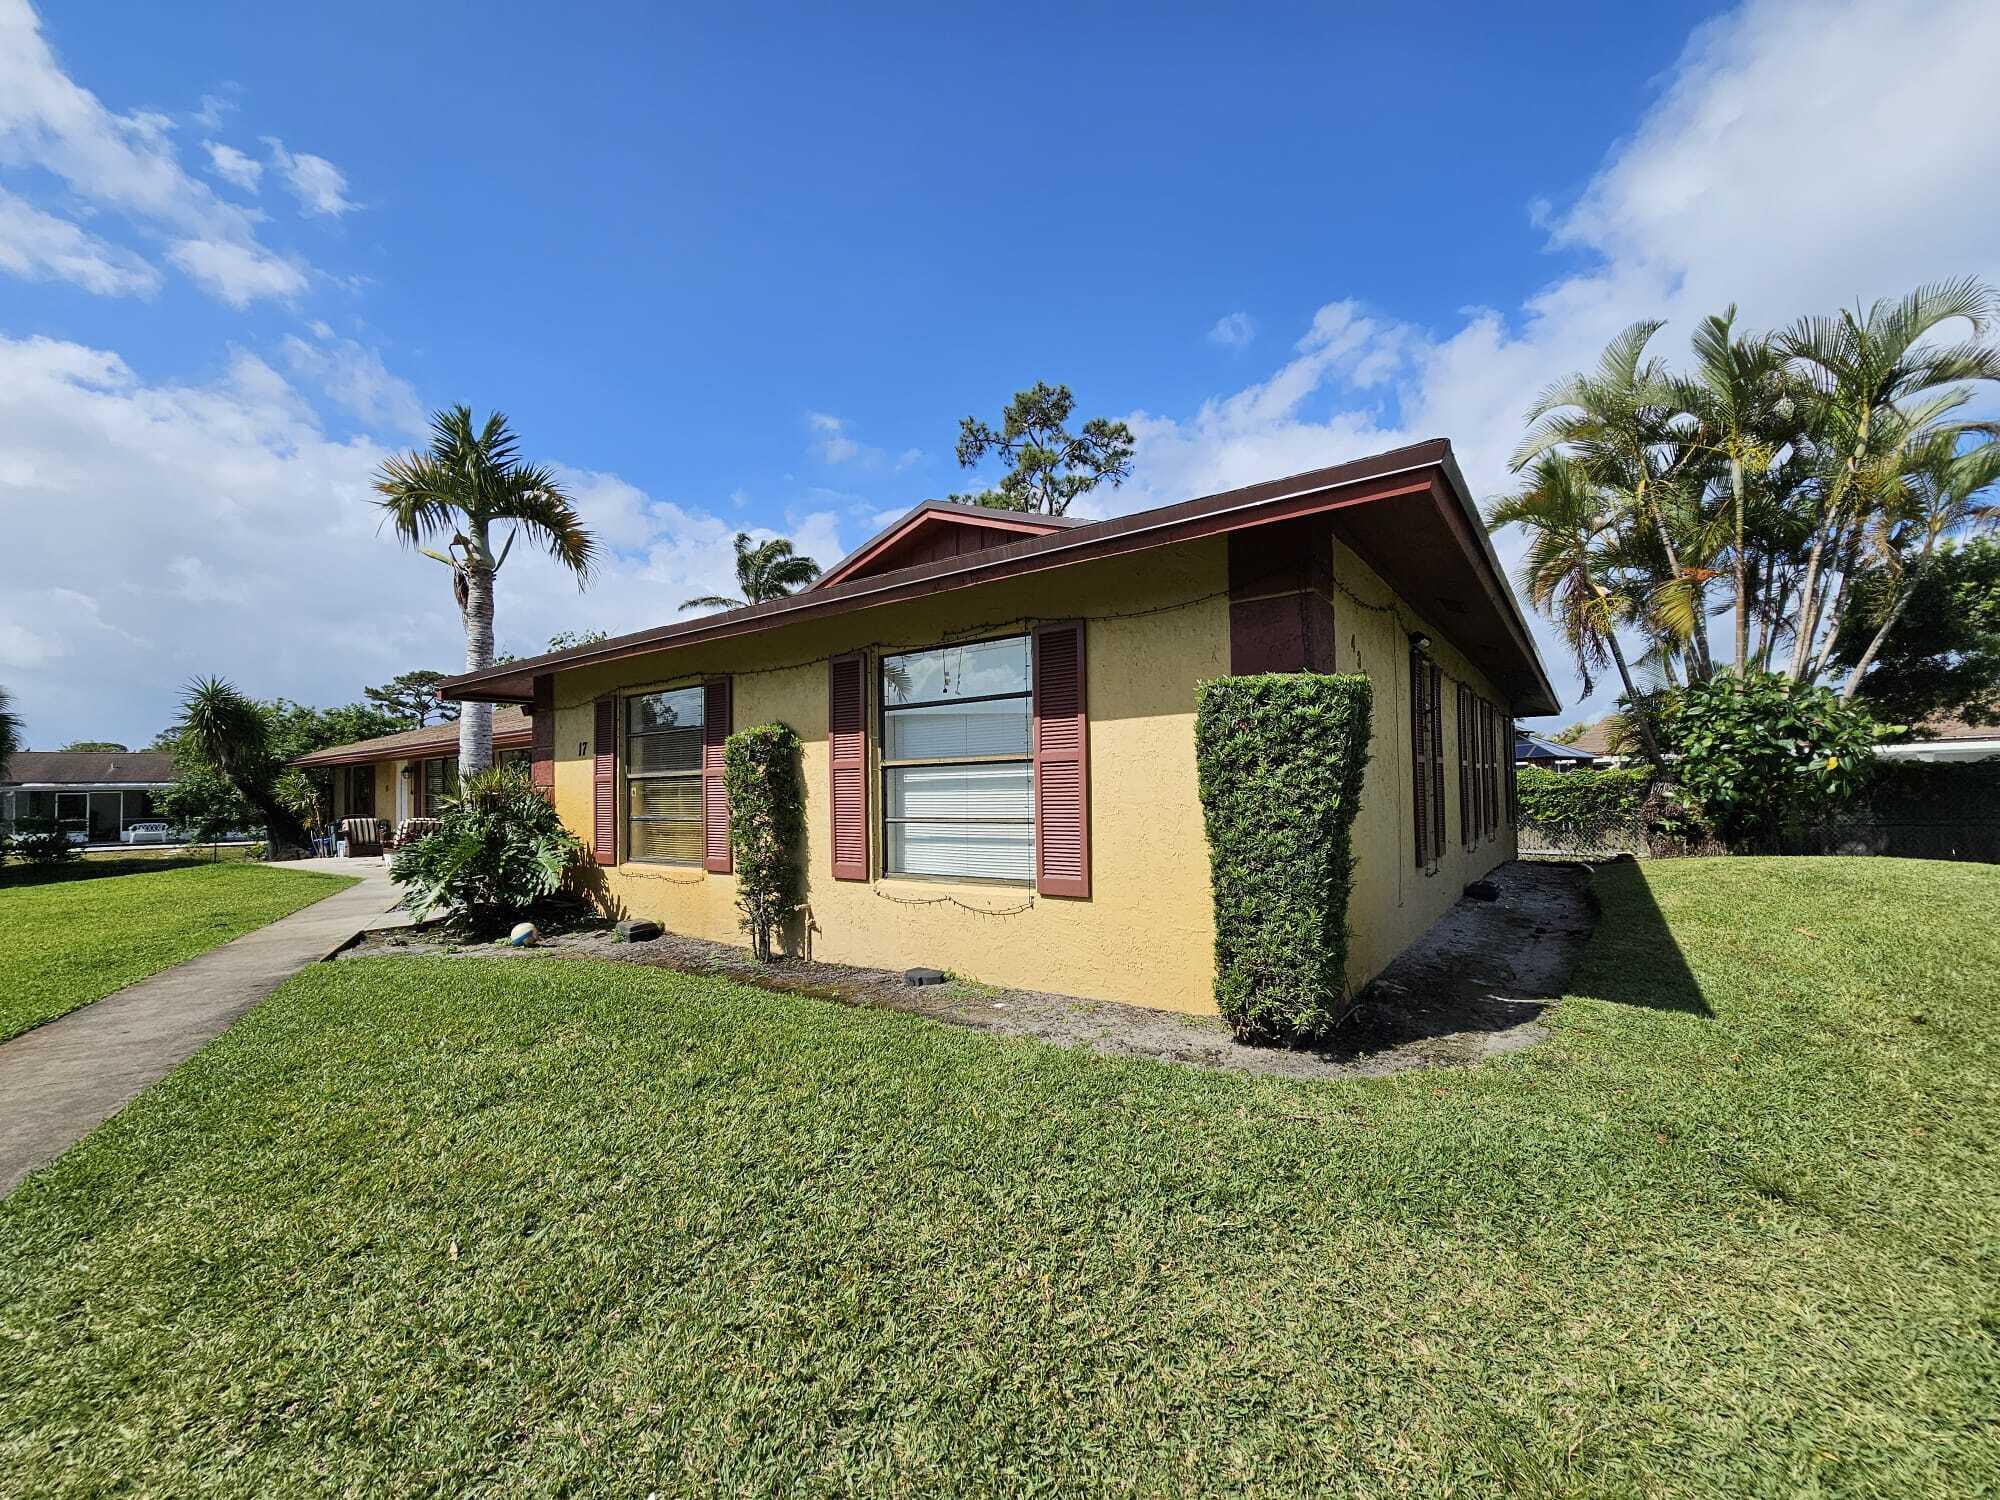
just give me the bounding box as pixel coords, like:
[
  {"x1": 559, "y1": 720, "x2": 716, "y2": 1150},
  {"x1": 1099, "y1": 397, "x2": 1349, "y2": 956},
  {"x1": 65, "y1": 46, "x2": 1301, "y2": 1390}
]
[{"x1": 0, "y1": 858, "x2": 411, "y2": 1197}]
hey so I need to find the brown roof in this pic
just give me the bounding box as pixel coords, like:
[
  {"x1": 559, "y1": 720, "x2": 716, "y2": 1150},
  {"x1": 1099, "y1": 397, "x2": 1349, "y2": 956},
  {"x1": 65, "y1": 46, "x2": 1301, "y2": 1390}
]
[
  {"x1": 1563, "y1": 719, "x2": 1615, "y2": 756},
  {"x1": 812, "y1": 501, "x2": 1084, "y2": 589},
  {"x1": 292, "y1": 707, "x2": 531, "y2": 767},
  {"x1": 440, "y1": 439, "x2": 1562, "y2": 716},
  {"x1": 1909, "y1": 710, "x2": 2000, "y2": 742},
  {"x1": 2, "y1": 750, "x2": 178, "y2": 786}
]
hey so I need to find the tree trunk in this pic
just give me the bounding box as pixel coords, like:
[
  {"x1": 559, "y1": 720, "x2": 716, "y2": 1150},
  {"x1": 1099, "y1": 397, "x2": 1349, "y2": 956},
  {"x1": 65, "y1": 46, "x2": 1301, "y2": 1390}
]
[
  {"x1": 1731, "y1": 454, "x2": 1749, "y2": 674},
  {"x1": 460, "y1": 526, "x2": 496, "y2": 777},
  {"x1": 1604, "y1": 627, "x2": 1667, "y2": 773},
  {"x1": 1809, "y1": 526, "x2": 1860, "y2": 684},
  {"x1": 245, "y1": 784, "x2": 312, "y2": 858},
  {"x1": 1841, "y1": 586, "x2": 1908, "y2": 703}
]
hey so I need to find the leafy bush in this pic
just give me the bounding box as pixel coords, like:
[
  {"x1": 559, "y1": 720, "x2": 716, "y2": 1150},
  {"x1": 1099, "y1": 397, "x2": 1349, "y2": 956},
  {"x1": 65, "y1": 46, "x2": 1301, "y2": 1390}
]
[
  {"x1": 723, "y1": 723, "x2": 805, "y2": 960},
  {"x1": 390, "y1": 768, "x2": 589, "y2": 932},
  {"x1": 1666, "y1": 672, "x2": 1877, "y2": 847},
  {"x1": 1195, "y1": 673, "x2": 1372, "y2": 1046},
  {"x1": 1516, "y1": 767, "x2": 1654, "y2": 853},
  {"x1": 8, "y1": 818, "x2": 80, "y2": 868}
]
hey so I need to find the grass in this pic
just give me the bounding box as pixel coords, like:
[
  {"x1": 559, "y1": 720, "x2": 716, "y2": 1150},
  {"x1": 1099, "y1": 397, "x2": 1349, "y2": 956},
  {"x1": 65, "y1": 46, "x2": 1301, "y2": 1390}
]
[
  {"x1": 0, "y1": 860, "x2": 357, "y2": 1041},
  {"x1": 2, "y1": 856, "x2": 1996, "y2": 1496}
]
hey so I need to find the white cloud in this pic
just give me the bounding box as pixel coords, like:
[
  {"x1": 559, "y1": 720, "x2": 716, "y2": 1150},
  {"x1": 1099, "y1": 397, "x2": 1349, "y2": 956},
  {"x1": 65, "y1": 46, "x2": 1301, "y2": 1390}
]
[
  {"x1": 1207, "y1": 312, "x2": 1256, "y2": 348},
  {"x1": 0, "y1": 185, "x2": 160, "y2": 295},
  {"x1": 0, "y1": 330, "x2": 835, "y2": 744},
  {"x1": 1114, "y1": 0, "x2": 2000, "y2": 722},
  {"x1": 263, "y1": 136, "x2": 355, "y2": 216},
  {"x1": 192, "y1": 92, "x2": 236, "y2": 132},
  {"x1": 0, "y1": 1, "x2": 317, "y2": 304},
  {"x1": 281, "y1": 331, "x2": 425, "y2": 434},
  {"x1": 806, "y1": 409, "x2": 917, "y2": 472},
  {"x1": 202, "y1": 140, "x2": 261, "y2": 191}
]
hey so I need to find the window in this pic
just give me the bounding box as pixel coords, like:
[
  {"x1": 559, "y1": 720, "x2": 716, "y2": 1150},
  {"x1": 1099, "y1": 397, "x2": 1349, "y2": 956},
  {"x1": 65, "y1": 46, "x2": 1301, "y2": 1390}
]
[
  {"x1": 346, "y1": 766, "x2": 374, "y2": 818},
  {"x1": 881, "y1": 635, "x2": 1033, "y2": 881},
  {"x1": 422, "y1": 756, "x2": 458, "y2": 812},
  {"x1": 626, "y1": 685, "x2": 704, "y2": 863},
  {"x1": 496, "y1": 747, "x2": 532, "y2": 778}
]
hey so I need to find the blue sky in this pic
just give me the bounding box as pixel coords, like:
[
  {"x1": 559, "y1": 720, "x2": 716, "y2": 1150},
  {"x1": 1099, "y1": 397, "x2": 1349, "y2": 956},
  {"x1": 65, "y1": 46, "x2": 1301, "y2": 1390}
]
[{"x1": 3, "y1": 0, "x2": 1996, "y2": 745}]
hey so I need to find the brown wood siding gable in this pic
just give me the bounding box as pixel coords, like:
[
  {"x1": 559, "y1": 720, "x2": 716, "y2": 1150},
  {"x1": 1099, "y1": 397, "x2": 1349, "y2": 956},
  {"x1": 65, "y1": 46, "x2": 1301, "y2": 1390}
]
[
  {"x1": 828, "y1": 654, "x2": 868, "y2": 881},
  {"x1": 592, "y1": 696, "x2": 618, "y2": 866},
  {"x1": 1032, "y1": 621, "x2": 1090, "y2": 898}
]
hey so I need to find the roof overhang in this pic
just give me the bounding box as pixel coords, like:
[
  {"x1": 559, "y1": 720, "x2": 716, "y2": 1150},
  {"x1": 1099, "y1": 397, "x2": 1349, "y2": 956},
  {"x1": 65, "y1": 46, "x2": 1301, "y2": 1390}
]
[
  {"x1": 292, "y1": 725, "x2": 532, "y2": 769},
  {"x1": 811, "y1": 500, "x2": 1081, "y2": 590},
  {"x1": 440, "y1": 440, "x2": 1560, "y2": 715}
]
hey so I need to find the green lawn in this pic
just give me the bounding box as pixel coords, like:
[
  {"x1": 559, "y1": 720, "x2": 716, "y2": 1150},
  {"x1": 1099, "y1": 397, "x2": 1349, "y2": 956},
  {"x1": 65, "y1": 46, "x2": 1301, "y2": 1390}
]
[
  {"x1": 2, "y1": 858, "x2": 1996, "y2": 1497},
  {"x1": 0, "y1": 861, "x2": 357, "y2": 1042}
]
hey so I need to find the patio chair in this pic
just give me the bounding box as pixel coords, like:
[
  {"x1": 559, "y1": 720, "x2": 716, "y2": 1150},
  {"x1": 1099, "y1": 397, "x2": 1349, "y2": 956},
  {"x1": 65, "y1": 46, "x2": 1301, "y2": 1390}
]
[
  {"x1": 392, "y1": 817, "x2": 441, "y2": 850},
  {"x1": 339, "y1": 817, "x2": 387, "y2": 857}
]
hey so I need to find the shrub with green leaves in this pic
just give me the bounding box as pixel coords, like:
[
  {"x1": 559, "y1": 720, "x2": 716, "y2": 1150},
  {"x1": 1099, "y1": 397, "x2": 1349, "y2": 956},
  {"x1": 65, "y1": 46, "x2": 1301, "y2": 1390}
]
[
  {"x1": 1195, "y1": 673, "x2": 1372, "y2": 1046},
  {"x1": 724, "y1": 723, "x2": 805, "y2": 961},
  {"x1": 8, "y1": 817, "x2": 80, "y2": 869},
  {"x1": 390, "y1": 768, "x2": 589, "y2": 933},
  {"x1": 1516, "y1": 767, "x2": 1655, "y2": 854},
  {"x1": 1667, "y1": 672, "x2": 1877, "y2": 847}
]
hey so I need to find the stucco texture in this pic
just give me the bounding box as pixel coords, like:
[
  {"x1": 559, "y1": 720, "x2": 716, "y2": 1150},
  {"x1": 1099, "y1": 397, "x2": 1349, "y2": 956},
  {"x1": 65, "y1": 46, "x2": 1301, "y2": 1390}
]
[
  {"x1": 552, "y1": 541, "x2": 1231, "y2": 1013},
  {"x1": 535, "y1": 532, "x2": 1519, "y2": 1017}
]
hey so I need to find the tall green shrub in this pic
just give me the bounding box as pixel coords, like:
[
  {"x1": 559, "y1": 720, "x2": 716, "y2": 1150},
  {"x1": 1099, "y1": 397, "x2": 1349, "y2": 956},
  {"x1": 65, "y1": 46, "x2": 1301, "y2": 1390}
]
[
  {"x1": 1195, "y1": 673, "x2": 1372, "y2": 1045},
  {"x1": 1667, "y1": 672, "x2": 1877, "y2": 846},
  {"x1": 724, "y1": 722, "x2": 805, "y2": 961},
  {"x1": 391, "y1": 768, "x2": 589, "y2": 932}
]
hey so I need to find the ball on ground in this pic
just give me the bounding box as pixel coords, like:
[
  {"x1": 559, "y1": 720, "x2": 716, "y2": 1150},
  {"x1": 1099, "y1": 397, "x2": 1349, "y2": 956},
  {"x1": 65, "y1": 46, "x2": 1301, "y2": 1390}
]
[{"x1": 508, "y1": 922, "x2": 539, "y2": 948}]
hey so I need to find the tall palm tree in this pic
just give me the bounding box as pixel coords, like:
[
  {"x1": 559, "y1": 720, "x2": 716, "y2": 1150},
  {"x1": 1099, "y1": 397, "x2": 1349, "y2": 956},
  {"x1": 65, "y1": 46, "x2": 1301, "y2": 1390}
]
[
  {"x1": 0, "y1": 685, "x2": 22, "y2": 780},
  {"x1": 1487, "y1": 455, "x2": 1666, "y2": 769},
  {"x1": 682, "y1": 532, "x2": 822, "y2": 611},
  {"x1": 1514, "y1": 320, "x2": 1714, "y2": 680},
  {"x1": 172, "y1": 676, "x2": 313, "y2": 854},
  {"x1": 1675, "y1": 308, "x2": 1803, "y2": 673},
  {"x1": 1779, "y1": 278, "x2": 2000, "y2": 682},
  {"x1": 374, "y1": 407, "x2": 597, "y2": 774},
  {"x1": 1841, "y1": 435, "x2": 2000, "y2": 700}
]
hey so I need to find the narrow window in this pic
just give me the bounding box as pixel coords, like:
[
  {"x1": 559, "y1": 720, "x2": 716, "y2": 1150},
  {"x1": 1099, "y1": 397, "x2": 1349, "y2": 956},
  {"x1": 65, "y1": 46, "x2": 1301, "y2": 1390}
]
[
  {"x1": 626, "y1": 685, "x2": 705, "y2": 863},
  {"x1": 881, "y1": 635, "x2": 1033, "y2": 882}
]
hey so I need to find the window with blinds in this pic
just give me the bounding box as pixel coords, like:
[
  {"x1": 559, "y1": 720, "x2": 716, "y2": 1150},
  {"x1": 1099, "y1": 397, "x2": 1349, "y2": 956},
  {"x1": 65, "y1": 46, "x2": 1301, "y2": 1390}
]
[
  {"x1": 626, "y1": 685, "x2": 705, "y2": 864},
  {"x1": 880, "y1": 635, "x2": 1033, "y2": 882}
]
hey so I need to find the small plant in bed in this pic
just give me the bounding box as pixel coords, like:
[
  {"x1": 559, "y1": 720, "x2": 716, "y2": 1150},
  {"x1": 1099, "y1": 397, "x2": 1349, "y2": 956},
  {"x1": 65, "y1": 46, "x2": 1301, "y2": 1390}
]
[{"x1": 390, "y1": 768, "x2": 590, "y2": 936}]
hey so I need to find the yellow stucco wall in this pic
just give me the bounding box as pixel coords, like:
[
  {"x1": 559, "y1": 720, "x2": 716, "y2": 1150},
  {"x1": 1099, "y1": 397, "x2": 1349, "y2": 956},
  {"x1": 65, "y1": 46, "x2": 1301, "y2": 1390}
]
[
  {"x1": 550, "y1": 540, "x2": 1232, "y2": 1013},
  {"x1": 1331, "y1": 541, "x2": 1517, "y2": 988},
  {"x1": 530, "y1": 532, "x2": 1521, "y2": 1015}
]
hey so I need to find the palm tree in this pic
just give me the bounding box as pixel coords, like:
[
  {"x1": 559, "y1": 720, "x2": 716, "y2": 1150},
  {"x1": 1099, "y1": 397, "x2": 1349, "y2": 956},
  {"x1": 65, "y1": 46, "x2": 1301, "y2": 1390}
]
[
  {"x1": 172, "y1": 676, "x2": 313, "y2": 855},
  {"x1": 0, "y1": 685, "x2": 21, "y2": 780},
  {"x1": 1675, "y1": 308, "x2": 1803, "y2": 673},
  {"x1": 374, "y1": 407, "x2": 597, "y2": 774},
  {"x1": 1779, "y1": 278, "x2": 2000, "y2": 683},
  {"x1": 682, "y1": 532, "x2": 822, "y2": 611},
  {"x1": 1840, "y1": 435, "x2": 2000, "y2": 701},
  {"x1": 1487, "y1": 455, "x2": 1666, "y2": 770},
  {"x1": 1514, "y1": 320, "x2": 1714, "y2": 680}
]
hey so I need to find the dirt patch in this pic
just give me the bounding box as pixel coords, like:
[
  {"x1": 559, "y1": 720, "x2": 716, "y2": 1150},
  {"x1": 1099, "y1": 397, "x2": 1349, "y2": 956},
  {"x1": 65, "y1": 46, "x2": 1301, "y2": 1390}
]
[{"x1": 337, "y1": 861, "x2": 1597, "y2": 1082}]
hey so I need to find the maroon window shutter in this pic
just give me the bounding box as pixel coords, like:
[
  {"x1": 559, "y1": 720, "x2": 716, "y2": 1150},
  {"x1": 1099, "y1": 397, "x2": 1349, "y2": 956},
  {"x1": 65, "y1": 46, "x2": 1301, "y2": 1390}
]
[
  {"x1": 592, "y1": 695, "x2": 618, "y2": 867},
  {"x1": 531, "y1": 674, "x2": 556, "y2": 801},
  {"x1": 1429, "y1": 665, "x2": 1445, "y2": 861},
  {"x1": 702, "y1": 676, "x2": 732, "y2": 874},
  {"x1": 1032, "y1": 621, "x2": 1090, "y2": 898},
  {"x1": 1469, "y1": 696, "x2": 1483, "y2": 839},
  {"x1": 1457, "y1": 684, "x2": 1472, "y2": 851},
  {"x1": 1482, "y1": 700, "x2": 1497, "y2": 837},
  {"x1": 828, "y1": 654, "x2": 868, "y2": 881},
  {"x1": 1409, "y1": 645, "x2": 1428, "y2": 867}
]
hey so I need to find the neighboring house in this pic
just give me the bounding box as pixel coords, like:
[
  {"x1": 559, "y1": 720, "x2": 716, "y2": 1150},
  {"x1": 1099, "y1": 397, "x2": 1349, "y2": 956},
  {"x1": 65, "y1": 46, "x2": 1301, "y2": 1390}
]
[
  {"x1": 311, "y1": 440, "x2": 1558, "y2": 1014},
  {"x1": 0, "y1": 750, "x2": 177, "y2": 843},
  {"x1": 1874, "y1": 711, "x2": 2000, "y2": 763},
  {"x1": 292, "y1": 708, "x2": 533, "y2": 824},
  {"x1": 1515, "y1": 729, "x2": 1594, "y2": 772}
]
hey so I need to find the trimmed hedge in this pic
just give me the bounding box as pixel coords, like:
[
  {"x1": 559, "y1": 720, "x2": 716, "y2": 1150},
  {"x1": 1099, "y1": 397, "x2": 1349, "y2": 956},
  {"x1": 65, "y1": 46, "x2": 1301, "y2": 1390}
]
[
  {"x1": 724, "y1": 722, "x2": 805, "y2": 961},
  {"x1": 1516, "y1": 767, "x2": 1654, "y2": 854},
  {"x1": 1195, "y1": 673, "x2": 1372, "y2": 1045}
]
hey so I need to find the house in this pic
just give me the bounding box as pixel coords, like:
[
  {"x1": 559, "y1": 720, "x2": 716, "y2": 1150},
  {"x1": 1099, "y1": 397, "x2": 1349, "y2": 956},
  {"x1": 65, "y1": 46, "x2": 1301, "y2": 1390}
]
[
  {"x1": 1873, "y1": 711, "x2": 2000, "y2": 763},
  {"x1": 313, "y1": 440, "x2": 1556, "y2": 1014},
  {"x1": 291, "y1": 707, "x2": 534, "y2": 823},
  {"x1": 1, "y1": 750, "x2": 177, "y2": 843},
  {"x1": 1515, "y1": 728, "x2": 1595, "y2": 772}
]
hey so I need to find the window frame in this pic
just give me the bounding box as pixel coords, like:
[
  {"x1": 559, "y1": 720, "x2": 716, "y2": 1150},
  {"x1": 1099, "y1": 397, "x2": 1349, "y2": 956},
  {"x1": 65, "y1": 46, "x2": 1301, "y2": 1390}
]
[
  {"x1": 624, "y1": 683, "x2": 706, "y2": 866},
  {"x1": 878, "y1": 633, "x2": 1035, "y2": 886}
]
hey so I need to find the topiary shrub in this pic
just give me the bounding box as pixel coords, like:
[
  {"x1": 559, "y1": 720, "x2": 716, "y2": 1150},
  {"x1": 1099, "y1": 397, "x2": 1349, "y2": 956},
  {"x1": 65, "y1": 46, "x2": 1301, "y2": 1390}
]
[
  {"x1": 1516, "y1": 767, "x2": 1655, "y2": 854},
  {"x1": 1195, "y1": 673, "x2": 1372, "y2": 1046},
  {"x1": 724, "y1": 722, "x2": 805, "y2": 960},
  {"x1": 391, "y1": 767, "x2": 589, "y2": 933}
]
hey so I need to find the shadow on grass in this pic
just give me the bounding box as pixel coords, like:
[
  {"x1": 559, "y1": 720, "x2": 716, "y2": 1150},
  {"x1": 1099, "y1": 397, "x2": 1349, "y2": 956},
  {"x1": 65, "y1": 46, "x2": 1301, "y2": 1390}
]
[
  {"x1": 1568, "y1": 857, "x2": 1709, "y2": 1016},
  {"x1": 3, "y1": 851, "x2": 249, "y2": 887}
]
